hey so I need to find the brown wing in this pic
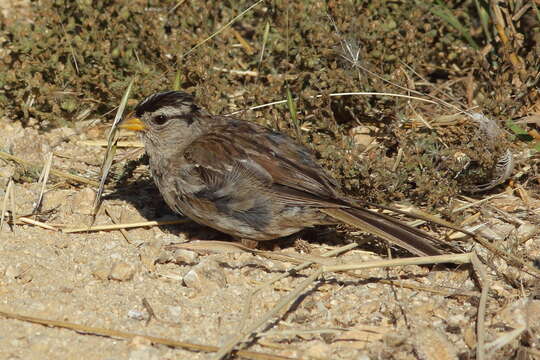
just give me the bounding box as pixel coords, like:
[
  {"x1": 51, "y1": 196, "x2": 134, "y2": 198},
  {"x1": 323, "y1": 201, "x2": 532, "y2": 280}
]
[
  {"x1": 175, "y1": 117, "x2": 449, "y2": 255},
  {"x1": 182, "y1": 118, "x2": 342, "y2": 205}
]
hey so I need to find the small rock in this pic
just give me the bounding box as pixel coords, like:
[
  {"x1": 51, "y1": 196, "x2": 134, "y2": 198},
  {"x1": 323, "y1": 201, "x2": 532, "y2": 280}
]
[
  {"x1": 4, "y1": 263, "x2": 32, "y2": 284},
  {"x1": 10, "y1": 127, "x2": 50, "y2": 163},
  {"x1": 127, "y1": 309, "x2": 146, "y2": 321},
  {"x1": 70, "y1": 188, "x2": 96, "y2": 215},
  {"x1": 304, "y1": 342, "x2": 331, "y2": 360},
  {"x1": 478, "y1": 223, "x2": 515, "y2": 242},
  {"x1": 414, "y1": 328, "x2": 457, "y2": 360},
  {"x1": 5, "y1": 264, "x2": 23, "y2": 279},
  {"x1": 183, "y1": 259, "x2": 227, "y2": 292},
  {"x1": 167, "y1": 306, "x2": 182, "y2": 319},
  {"x1": 0, "y1": 164, "x2": 15, "y2": 188},
  {"x1": 42, "y1": 189, "x2": 72, "y2": 213},
  {"x1": 109, "y1": 261, "x2": 136, "y2": 281},
  {"x1": 463, "y1": 326, "x2": 476, "y2": 349},
  {"x1": 48, "y1": 127, "x2": 76, "y2": 146},
  {"x1": 172, "y1": 249, "x2": 199, "y2": 264},
  {"x1": 384, "y1": 332, "x2": 407, "y2": 347},
  {"x1": 517, "y1": 222, "x2": 538, "y2": 242},
  {"x1": 495, "y1": 299, "x2": 540, "y2": 331},
  {"x1": 350, "y1": 125, "x2": 378, "y2": 150},
  {"x1": 139, "y1": 255, "x2": 157, "y2": 273},
  {"x1": 91, "y1": 263, "x2": 110, "y2": 280}
]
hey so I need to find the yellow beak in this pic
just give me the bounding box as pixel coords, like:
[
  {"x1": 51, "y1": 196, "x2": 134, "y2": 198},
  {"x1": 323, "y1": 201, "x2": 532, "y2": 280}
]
[{"x1": 119, "y1": 117, "x2": 146, "y2": 132}]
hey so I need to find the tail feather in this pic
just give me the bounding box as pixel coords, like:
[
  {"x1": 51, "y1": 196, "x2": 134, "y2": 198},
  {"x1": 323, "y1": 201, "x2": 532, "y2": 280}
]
[{"x1": 321, "y1": 207, "x2": 444, "y2": 256}]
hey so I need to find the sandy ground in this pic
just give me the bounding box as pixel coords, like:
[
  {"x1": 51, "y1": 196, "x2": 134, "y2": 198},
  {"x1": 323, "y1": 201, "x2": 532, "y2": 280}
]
[
  {"x1": 0, "y1": 112, "x2": 539, "y2": 360},
  {"x1": 1, "y1": 0, "x2": 540, "y2": 358}
]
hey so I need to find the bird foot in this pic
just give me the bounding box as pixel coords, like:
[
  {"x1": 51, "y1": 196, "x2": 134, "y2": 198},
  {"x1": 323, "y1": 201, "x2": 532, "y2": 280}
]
[{"x1": 240, "y1": 239, "x2": 259, "y2": 249}]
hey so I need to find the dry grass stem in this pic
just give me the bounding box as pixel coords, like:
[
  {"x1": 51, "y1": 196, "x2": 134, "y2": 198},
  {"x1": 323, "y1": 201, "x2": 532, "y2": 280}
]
[
  {"x1": 93, "y1": 79, "x2": 134, "y2": 215},
  {"x1": 211, "y1": 67, "x2": 259, "y2": 77},
  {"x1": 104, "y1": 207, "x2": 136, "y2": 244},
  {"x1": 258, "y1": 21, "x2": 270, "y2": 66},
  {"x1": 452, "y1": 192, "x2": 512, "y2": 213},
  {"x1": 261, "y1": 328, "x2": 344, "y2": 337},
  {"x1": 485, "y1": 326, "x2": 527, "y2": 355},
  {"x1": 63, "y1": 218, "x2": 189, "y2": 233},
  {"x1": 471, "y1": 252, "x2": 489, "y2": 360},
  {"x1": 323, "y1": 253, "x2": 472, "y2": 273},
  {"x1": 0, "y1": 151, "x2": 99, "y2": 187},
  {"x1": 229, "y1": 27, "x2": 255, "y2": 55},
  {"x1": 490, "y1": 0, "x2": 525, "y2": 75},
  {"x1": 78, "y1": 140, "x2": 143, "y2": 148},
  {"x1": 471, "y1": 234, "x2": 540, "y2": 277},
  {"x1": 0, "y1": 177, "x2": 14, "y2": 232},
  {"x1": 181, "y1": 0, "x2": 264, "y2": 59},
  {"x1": 0, "y1": 309, "x2": 292, "y2": 360},
  {"x1": 33, "y1": 151, "x2": 53, "y2": 213},
  {"x1": 236, "y1": 243, "x2": 360, "y2": 340},
  {"x1": 346, "y1": 273, "x2": 480, "y2": 297},
  {"x1": 18, "y1": 217, "x2": 58, "y2": 231},
  {"x1": 228, "y1": 92, "x2": 440, "y2": 115},
  {"x1": 213, "y1": 269, "x2": 324, "y2": 360}
]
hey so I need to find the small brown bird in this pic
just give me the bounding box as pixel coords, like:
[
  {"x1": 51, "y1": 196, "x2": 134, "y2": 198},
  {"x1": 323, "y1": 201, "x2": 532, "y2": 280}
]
[{"x1": 120, "y1": 91, "x2": 445, "y2": 256}]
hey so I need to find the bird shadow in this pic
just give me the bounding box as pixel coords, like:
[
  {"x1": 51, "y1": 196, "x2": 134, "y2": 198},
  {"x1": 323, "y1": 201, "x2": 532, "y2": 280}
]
[
  {"x1": 102, "y1": 175, "x2": 453, "y2": 260},
  {"x1": 102, "y1": 176, "x2": 225, "y2": 240},
  {"x1": 102, "y1": 175, "x2": 358, "y2": 250}
]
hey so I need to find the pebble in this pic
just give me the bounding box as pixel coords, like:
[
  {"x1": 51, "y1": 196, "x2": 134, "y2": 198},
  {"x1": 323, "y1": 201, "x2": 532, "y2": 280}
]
[
  {"x1": 414, "y1": 328, "x2": 457, "y2": 360},
  {"x1": 350, "y1": 125, "x2": 378, "y2": 150},
  {"x1": 127, "y1": 309, "x2": 146, "y2": 321},
  {"x1": 495, "y1": 298, "x2": 540, "y2": 330},
  {"x1": 91, "y1": 263, "x2": 110, "y2": 281},
  {"x1": 10, "y1": 127, "x2": 50, "y2": 163},
  {"x1": 109, "y1": 261, "x2": 136, "y2": 281},
  {"x1": 516, "y1": 222, "x2": 538, "y2": 242},
  {"x1": 304, "y1": 342, "x2": 331, "y2": 360},
  {"x1": 70, "y1": 187, "x2": 96, "y2": 215},
  {"x1": 477, "y1": 223, "x2": 515, "y2": 241},
  {"x1": 183, "y1": 258, "x2": 227, "y2": 292},
  {"x1": 172, "y1": 249, "x2": 199, "y2": 264},
  {"x1": 0, "y1": 164, "x2": 14, "y2": 188}
]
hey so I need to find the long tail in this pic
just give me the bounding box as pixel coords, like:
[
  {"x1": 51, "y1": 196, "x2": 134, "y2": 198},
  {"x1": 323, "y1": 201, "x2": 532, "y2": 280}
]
[{"x1": 321, "y1": 207, "x2": 445, "y2": 256}]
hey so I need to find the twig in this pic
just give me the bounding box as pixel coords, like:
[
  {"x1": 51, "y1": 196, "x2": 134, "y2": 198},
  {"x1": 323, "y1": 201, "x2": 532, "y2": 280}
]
[
  {"x1": 258, "y1": 21, "x2": 270, "y2": 66},
  {"x1": 18, "y1": 217, "x2": 58, "y2": 231},
  {"x1": 142, "y1": 298, "x2": 156, "y2": 326},
  {"x1": 104, "y1": 207, "x2": 136, "y2": 244}
]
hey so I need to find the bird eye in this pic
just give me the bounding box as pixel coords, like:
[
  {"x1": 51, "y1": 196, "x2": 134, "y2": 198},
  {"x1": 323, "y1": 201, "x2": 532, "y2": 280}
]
[{"x1": 153, "y1": 114, "x2": 168, "y2": 125}]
